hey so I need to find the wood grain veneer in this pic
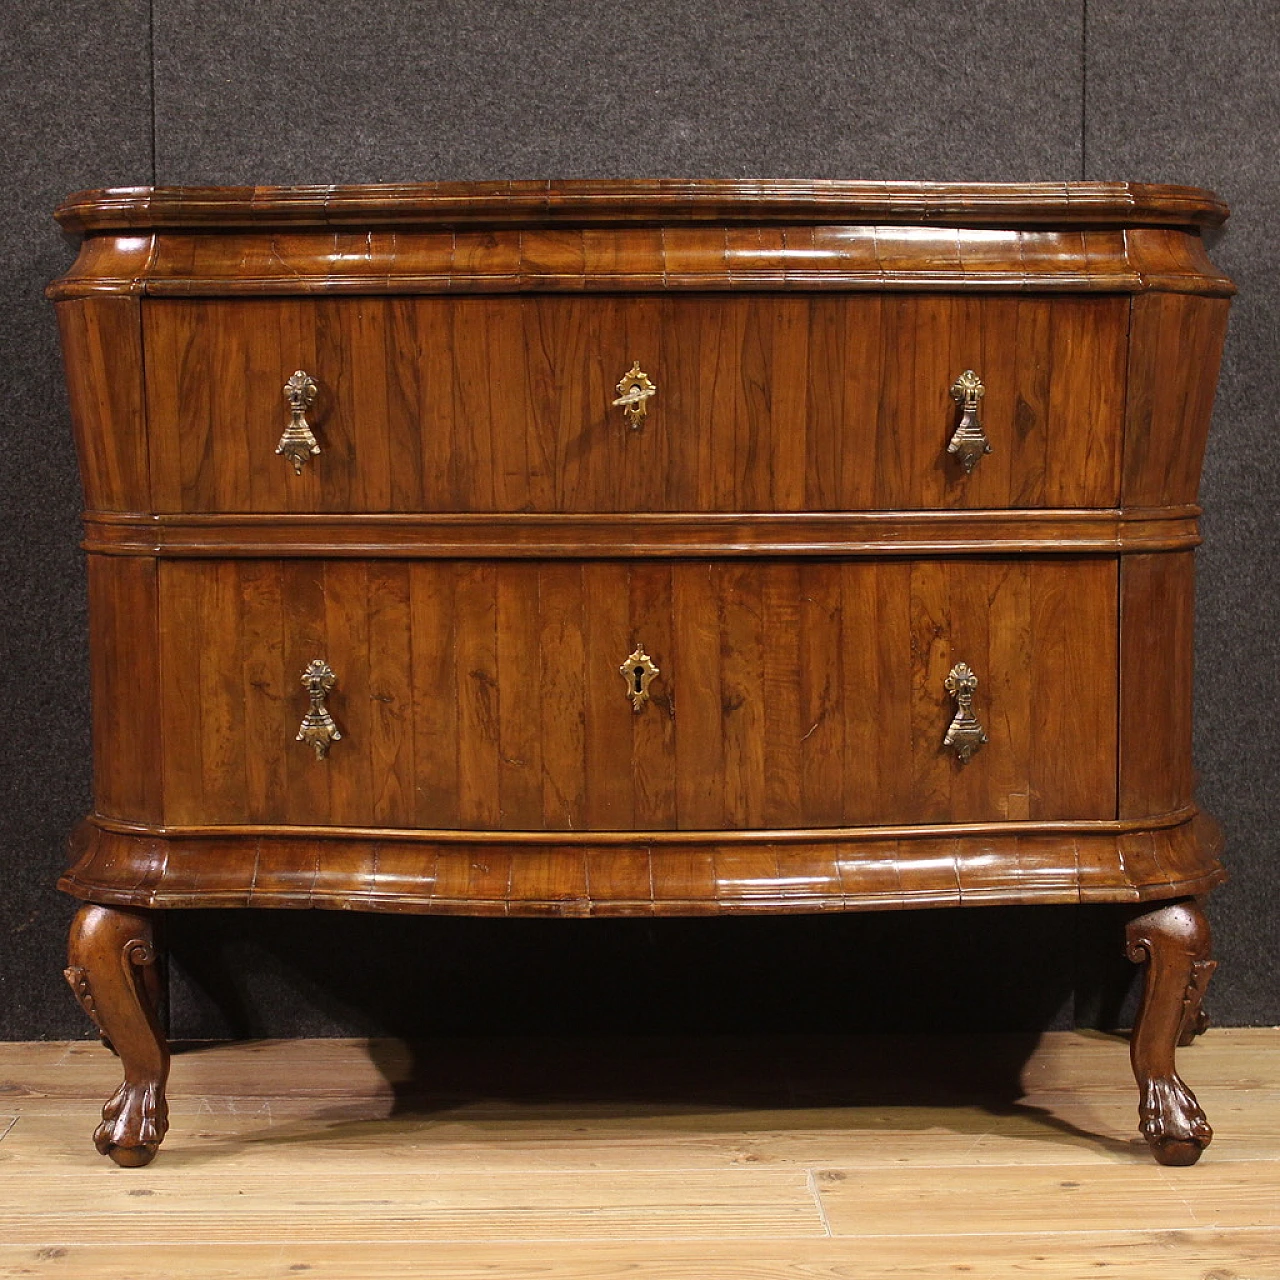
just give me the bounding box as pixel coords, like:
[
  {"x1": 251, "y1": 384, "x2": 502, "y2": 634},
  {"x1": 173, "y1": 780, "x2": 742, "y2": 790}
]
[
  {"x1": 141, "y1": 295, "x2": 1126, "y2": 514},
  {"x1": 148, "y1": 557, "x2": 1116, "y2": 831},
  {"x1": 48, "y1": 180, "x2": 1233, "y2": 1167}
]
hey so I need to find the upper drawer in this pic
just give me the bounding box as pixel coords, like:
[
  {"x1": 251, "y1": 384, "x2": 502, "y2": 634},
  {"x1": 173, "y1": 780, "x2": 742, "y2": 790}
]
[{"x1": 144, "y1": 294, "x2": 1126, "y2": 514}]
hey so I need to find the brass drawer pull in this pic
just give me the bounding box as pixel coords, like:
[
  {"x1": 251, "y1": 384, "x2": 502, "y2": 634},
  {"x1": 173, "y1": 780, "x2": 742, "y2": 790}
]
[
  {"x1": 277, "y1": 370, "x2": 320, "y2": 474},
  {"x1": 296, "y1": 659, "x2": 342, "y2": 758},
  {"x1": 621, "y1": 646, "x2": 659, "y2": 712},
  {"x1": 944, "y1": 662, "x2": 987, "y2": 764},
  {"x1": 612, "y1": 361, "x2": 656, "y2": 429},
  {"x1": 948, "y1": 369, "x2": 990, "y2": 474}
]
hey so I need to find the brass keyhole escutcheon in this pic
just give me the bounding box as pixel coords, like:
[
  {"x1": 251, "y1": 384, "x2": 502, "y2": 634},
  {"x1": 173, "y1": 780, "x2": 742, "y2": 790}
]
[
  {"x1": 621, "y1": 646, "x2": 659, "y2": 712},
  {"x1": 612, "y1": 361, "x2": 656, "y2": 429}
]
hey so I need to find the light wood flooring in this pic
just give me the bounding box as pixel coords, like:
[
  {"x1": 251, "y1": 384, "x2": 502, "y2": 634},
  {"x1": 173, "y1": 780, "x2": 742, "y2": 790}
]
[{"x1": 1, "y1": 1029, "x2": 1278, "y2": 1278}]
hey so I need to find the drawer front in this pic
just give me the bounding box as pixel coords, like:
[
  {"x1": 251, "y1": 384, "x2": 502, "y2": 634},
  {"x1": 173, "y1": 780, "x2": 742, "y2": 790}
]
[
  {"x1": 144, "y1": 295, "x2": 1125, "y2": 514},
  {"x1": 157, "y1": 558, "x2": 1117, "y2": 830}
]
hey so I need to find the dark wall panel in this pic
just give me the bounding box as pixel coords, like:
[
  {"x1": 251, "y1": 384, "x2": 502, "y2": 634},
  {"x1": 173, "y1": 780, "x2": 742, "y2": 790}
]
[
  {"x1": 0, "y1": 2, "x2": 152, "y2": 1038},
  {"x1": 152, "y1": 0, "x2": 1082, "y2": 183},
  {"x1": 4, "y1": 0, "x2": 1274, "y2": 1040},
  {"x1": 1086, "y1": 0, "x2": 1280, "y2": 1025}
]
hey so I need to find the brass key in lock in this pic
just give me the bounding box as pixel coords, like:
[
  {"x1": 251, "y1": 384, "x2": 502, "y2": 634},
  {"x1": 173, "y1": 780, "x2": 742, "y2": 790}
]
[{"x1": 612, "y1": 361, "x2": 656, "y2": 429}]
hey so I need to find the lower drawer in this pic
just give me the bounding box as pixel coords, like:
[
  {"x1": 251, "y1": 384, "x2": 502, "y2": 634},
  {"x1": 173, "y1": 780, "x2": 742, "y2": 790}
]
[{"x1": 155, "y1": 557, "x2": 1118, "y2": 830}]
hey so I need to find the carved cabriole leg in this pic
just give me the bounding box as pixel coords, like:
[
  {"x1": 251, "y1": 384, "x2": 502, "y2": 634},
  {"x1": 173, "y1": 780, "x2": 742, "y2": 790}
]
[
  {"x1": 1125, "y1": 898, "x2": 1217, "y2": 1167},
  {"x1": 64, "y1": 904, "x2": 170, "y2": 1167}
]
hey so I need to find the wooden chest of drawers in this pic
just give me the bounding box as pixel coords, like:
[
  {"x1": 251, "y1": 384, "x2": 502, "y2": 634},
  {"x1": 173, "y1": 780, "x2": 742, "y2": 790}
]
[{"x1": 49, "y1": 180, "x2": 1233, "y2": 1168}]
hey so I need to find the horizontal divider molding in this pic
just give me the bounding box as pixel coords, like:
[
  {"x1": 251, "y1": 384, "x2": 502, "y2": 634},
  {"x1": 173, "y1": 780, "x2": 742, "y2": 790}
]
[{"x1": 82, "y1": 508, "x2": 1202, "y2": 558}]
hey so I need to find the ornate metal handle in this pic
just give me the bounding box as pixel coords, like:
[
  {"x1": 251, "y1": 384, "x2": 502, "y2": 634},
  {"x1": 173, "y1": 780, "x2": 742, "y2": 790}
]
[
  {"x1": 620, "y1": 646, "x2": 659, "y2": 712},
  {"x1": 277, "y1": 370, "x2": 320, "y2": 474},
  {"x1": 612, "y1": 361, "x2": 656, "y2": 429},
  {"x1": 948, "y1": 369, "x2": 991, "y2": 474},
  {"x1": 943, "y1": 662, "x2": 988, "y2": 764},
  {"x1": 296, "y1": 659, "x2": 342, "y2": 758}
]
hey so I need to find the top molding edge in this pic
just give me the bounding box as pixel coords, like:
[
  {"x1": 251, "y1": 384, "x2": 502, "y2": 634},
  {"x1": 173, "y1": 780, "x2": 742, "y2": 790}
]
[{"x1": 53, "y1": 180, "x2": 1230, "y2": 234}]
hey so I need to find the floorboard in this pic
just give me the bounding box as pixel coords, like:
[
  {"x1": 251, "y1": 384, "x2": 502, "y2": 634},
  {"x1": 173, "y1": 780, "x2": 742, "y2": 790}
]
[{"x1": 1, "y1": 1030, "x2": 1277, "y2": 1277}]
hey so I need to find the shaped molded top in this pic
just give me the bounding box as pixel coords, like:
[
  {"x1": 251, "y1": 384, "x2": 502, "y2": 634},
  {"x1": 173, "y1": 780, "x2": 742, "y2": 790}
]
[{"x1": 53, "y1": 179, "x2": 1229, "y2": 235}]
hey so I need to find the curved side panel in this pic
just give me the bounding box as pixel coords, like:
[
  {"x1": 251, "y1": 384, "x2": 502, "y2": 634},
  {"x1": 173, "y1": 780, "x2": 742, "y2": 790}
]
[
  {"x1": 87, "y1": 556, "x2": 162, "y2": 826},
  {"x1": 1120, "y1": 553, "x2": 1196, "y2": 820},
  {"x1": 1125, "y1": 227, "x2": 1235, "y2": 297},
  {"x1": 60, "y1": 814, "x2": 1226, "y2": 918},
  {"x1": 46, "y1": 233, "x2": 155, "y2": 301},
  {"x1": 54, "y1": 294, "x2": 150, "y2": 511},
  {"x1": 1122, "y1": 291, "x2": 1232, "y2": 508}
]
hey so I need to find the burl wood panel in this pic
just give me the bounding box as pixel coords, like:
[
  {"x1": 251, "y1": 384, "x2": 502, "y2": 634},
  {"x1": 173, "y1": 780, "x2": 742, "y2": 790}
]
[
  {"x1": 142, "y1": 295, "x2": 1126, "y2": 515},
  {"x1": 153, "y1": 557, "x2": 1117, "y2": 831}
]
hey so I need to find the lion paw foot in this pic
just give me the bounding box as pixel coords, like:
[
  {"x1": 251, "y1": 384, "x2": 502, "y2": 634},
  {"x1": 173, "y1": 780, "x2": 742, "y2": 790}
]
[
  {"x1": 94, "y1": 1081, "x2": 169, "y2": 1167},
  {"x1": 1140, "y1": 1074, "x2": 1212, "y2": 1166}
]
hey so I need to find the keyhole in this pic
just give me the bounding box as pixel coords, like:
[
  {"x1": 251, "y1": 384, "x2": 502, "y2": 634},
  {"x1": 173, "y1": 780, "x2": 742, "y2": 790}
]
[{"x1": 633, "y1": 666, "x2": 645, "y2": 693}]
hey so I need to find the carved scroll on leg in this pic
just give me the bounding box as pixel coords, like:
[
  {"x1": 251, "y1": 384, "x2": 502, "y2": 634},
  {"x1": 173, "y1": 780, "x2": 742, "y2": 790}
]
[
  {"x1": 65, "y1": 904, "x2": 170, "y2": 1167},
  {"x1": 1177, "y1": 931, "x2": 1217, "y2": 1047},
  {"x1": 1125, "y1": 898, "x2": 1215, "y2": 1166}
]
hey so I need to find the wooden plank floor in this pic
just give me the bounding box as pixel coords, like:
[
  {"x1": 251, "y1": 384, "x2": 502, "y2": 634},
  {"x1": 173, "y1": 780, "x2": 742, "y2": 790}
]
[{"x1": 2, "y1": 1029, "x2": 1278, "y2": 1278}]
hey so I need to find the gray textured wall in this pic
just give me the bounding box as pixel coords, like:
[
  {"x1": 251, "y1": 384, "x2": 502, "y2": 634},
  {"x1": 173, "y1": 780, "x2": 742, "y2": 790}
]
[{"x1": 1, "y1": 1, "x2": 1275, "y2": 1040}]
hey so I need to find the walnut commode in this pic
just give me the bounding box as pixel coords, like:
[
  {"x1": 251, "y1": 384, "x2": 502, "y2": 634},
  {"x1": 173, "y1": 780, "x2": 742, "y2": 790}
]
[{"x1": 49, "y1": 180, "x2": 1233, "y2": 1167}]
